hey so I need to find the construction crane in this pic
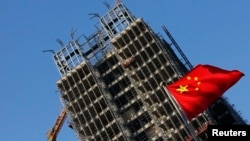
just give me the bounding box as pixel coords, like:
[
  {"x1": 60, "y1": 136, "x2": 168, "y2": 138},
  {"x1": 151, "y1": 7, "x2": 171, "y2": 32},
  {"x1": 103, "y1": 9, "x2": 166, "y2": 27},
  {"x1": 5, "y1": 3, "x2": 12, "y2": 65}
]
[
  {"x1": 161, "y1": 25, "x2": 193, "y2": 70},
  {"x1": 47, "y1": 108, "x2": 67, "y2": 141}
]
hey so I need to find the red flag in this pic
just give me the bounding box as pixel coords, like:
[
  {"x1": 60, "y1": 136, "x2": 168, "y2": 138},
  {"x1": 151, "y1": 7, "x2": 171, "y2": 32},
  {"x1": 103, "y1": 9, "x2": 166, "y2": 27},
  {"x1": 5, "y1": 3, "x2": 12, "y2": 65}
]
[{"x1": 166, "y1": 64, "x2": 244, "y2": 120}]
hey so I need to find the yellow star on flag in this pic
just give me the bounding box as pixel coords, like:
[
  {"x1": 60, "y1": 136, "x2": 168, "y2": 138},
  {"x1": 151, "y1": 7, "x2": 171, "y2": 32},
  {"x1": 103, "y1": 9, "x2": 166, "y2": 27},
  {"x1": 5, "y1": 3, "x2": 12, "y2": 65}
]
[{"x1": 176, "y1": 85, "x2": 188, "y2": 93}]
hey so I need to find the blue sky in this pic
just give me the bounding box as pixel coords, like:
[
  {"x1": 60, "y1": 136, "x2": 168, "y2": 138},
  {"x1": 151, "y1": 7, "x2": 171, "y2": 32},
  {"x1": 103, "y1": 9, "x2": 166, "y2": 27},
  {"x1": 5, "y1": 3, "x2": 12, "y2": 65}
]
[{"x1": 0, "y1": 0, "x2": 249, "y2": 141}]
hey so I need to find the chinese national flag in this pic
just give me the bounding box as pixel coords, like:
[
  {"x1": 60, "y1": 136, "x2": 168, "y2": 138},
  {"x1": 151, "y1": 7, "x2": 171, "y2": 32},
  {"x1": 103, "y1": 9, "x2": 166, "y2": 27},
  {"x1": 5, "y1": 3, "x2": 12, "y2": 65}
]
[{"x1": 166, "y1": 64, "x2": 244, "y2": 120}]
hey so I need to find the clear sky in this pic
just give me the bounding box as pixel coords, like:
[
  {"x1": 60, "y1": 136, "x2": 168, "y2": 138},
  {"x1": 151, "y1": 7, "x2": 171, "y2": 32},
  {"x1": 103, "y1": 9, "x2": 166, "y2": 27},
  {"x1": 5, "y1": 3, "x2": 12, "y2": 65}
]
[{"x1": 0, "y1": 0, "x2": 249, "y2": 141}]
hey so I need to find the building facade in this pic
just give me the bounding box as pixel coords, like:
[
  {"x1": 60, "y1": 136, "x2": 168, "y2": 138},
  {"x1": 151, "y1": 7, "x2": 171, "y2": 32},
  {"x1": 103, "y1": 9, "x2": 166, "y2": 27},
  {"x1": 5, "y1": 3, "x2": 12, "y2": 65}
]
[{"x1": 52, "y1": 1, "x2": 245, "y2": 141}]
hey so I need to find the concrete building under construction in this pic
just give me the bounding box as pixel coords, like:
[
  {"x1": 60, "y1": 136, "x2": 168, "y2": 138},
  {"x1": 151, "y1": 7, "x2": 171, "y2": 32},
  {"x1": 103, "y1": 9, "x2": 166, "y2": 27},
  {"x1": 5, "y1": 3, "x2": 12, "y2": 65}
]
[{"x1": 49, "y1": 1, "x2": 246, "y2": 141}]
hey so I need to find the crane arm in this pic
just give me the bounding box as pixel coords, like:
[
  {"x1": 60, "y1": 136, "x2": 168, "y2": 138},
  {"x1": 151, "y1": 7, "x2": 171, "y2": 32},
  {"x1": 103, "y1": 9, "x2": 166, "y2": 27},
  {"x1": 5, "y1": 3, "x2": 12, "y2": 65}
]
[{"x1": 47, "y1": 108, "x2": 67, "y2": 141}]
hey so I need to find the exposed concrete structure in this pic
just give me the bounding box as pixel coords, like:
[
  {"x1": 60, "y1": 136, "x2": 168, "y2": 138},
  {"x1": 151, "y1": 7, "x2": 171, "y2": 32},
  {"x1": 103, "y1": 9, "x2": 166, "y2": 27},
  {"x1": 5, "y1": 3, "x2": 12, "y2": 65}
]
[{"x1": 52, "y1": 1, "x2": 246, "y2": 141}]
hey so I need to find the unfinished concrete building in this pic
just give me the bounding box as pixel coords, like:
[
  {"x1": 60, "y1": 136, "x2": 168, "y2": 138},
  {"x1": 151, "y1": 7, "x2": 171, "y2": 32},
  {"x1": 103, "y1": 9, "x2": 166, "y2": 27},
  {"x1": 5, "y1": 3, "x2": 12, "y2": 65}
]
[{"x1": 52, "y1": 1, "x2": 246, "y2": 141}]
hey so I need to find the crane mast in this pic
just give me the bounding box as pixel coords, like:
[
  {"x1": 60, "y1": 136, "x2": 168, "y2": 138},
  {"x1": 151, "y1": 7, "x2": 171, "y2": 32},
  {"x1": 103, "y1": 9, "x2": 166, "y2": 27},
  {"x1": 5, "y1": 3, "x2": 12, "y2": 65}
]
[{"x1": 162, "y1": 25, "x2": 193, "y2": 70}]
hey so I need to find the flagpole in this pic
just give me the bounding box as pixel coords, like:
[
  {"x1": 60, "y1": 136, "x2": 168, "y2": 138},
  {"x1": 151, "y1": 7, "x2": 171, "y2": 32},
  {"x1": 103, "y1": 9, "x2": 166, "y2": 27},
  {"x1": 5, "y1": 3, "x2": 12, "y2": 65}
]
[{"x1": 160, "y1": 82, "x2": 200, "y2": 141}]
